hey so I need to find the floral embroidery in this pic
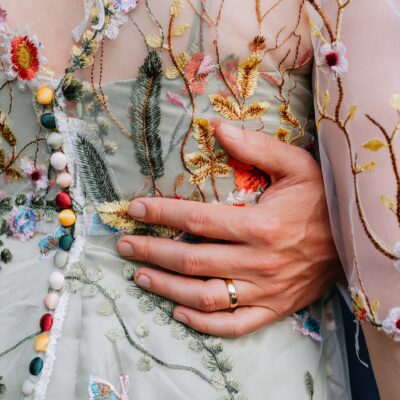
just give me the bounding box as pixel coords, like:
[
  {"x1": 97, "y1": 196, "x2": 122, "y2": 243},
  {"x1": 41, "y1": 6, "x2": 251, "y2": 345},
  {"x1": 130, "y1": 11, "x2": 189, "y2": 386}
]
[
  {"x1": 7, "y1": 206, "x2": 39, "y2": 241},
  {"x1": 113, "y1": 0, "x2": 141, "y2": 14},
  {"x1": 228, "y1": 158, "x2": 267, "y2": 192},
  {"x1": 0, "y1": 27, "x2": 46, "y2": 87},
  {"x1": 382, "y1": 307, "x2": 400, "y2": 342},
  {"x1": 88, "y1": 375, "x2": 129, "y2": 400},
  {"x1": 293, "y1": 309, "x2": 322, "y2": 342},
  {"x1": 20, "y1": 158, "x2": 48, "y2": 191},
  {"x1": 318, "y1": 42, "x2": 348, "y2": 80},
  {"x1": 224, "y1": 190, "x2": 259, "y2": 207}
]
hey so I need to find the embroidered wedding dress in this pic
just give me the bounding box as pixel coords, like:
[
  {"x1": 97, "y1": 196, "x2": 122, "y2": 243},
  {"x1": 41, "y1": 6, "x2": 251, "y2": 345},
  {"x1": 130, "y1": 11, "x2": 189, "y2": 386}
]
[{"x1": 0, "y1": 1, "x2": 355, "y2": 399}]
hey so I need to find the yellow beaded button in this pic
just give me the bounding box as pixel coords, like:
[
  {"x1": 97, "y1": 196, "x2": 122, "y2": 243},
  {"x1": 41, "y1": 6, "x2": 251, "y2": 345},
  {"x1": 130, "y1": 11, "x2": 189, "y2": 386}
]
[
  {"x1": 36, "y1": 86, "x2": 54, "y2": 105},
  {"x1": 58, "y1": 209, "x2": 76, "y2": 227},
  {"x1": 34, "y1": 333, "x2": 49, "y2": 353}
]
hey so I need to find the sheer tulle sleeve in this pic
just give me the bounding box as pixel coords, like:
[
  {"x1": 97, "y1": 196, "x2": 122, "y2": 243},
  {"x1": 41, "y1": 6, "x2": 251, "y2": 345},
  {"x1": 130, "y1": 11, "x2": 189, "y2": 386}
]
[{"x1": 307, "y1": 0, "x2": 400, "y2": 397}]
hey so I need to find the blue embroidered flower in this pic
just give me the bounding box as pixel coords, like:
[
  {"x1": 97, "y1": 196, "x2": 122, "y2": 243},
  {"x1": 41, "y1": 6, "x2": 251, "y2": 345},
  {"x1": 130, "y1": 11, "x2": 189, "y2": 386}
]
[
  {"x1": 293, "y1": 309, "x2": 322, "y2": 342},
  {"x1": 7, "y1": 206, "x2": 39, "y2": 241},
  {"x1": 113, "y1": 0, "x2": 140, "y2": 13}
]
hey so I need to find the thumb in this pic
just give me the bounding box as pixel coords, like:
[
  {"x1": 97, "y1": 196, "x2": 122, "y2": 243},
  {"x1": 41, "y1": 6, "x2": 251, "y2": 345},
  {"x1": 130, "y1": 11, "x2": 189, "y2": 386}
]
[{"x1": 215, "y1": 122, "x2": 314, "y2": 179}]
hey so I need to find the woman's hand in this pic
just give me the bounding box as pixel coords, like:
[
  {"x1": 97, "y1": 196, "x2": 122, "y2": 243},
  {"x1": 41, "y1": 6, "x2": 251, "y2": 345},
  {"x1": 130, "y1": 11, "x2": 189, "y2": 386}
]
[{"x1": 117, "y1": 123, "x2": 340, "y2": 337}]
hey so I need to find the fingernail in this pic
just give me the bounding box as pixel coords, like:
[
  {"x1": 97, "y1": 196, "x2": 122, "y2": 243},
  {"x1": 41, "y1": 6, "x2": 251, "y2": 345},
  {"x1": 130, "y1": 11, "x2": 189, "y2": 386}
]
[
  {"x1": 220, "y1": 123, "x2": 242, "y2": 141},
  {"x1": 129, "y1": 201, "x2": 146, "y2": 218},
  {"x1": 135, "y1": 273, "x2": 151, "y2": 289},
  {"x1": 174, "y1": 311, "x2": 189, "y2": 325},
  {"x1": 117, "y1": 241, "x2": 134, "y2": 257}
]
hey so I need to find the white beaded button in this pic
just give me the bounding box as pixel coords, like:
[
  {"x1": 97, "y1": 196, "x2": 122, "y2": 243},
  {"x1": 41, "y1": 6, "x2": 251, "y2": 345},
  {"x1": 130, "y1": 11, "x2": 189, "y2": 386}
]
[
  {"x1": 56, "y1": 172, "x2": 72, "y2": 188},
  {"x1": 44, "y1": 292, "x2": 60, "y2": 310},
  {"x1": 21, "y1": 379, "x2": 35, "y2": 396},
  {"x1": 47, "y1": 132, "x2": 63, "y2": 150},
  {"x1": 49, "y1": 271, "x2": 65, "y2": 291},
  {"x1": 50, "y1": 152, "x2": 67, "y2": 171},
  {"x1": 54, "y1": 251, "x2": 69, "y2": 269}
]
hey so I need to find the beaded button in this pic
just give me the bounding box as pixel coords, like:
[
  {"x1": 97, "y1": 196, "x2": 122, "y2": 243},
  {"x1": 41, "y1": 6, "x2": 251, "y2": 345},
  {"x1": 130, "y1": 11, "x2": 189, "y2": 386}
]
[
  {"x1": 40, "y1": 313, "x2": 54, "y2": 332},
  {"x1": 49, "y1": 271, "x2": 65, "y2": 290},
  {"x1": 50, "y1": 152, "x2": 67, "y2": 171},
  {"x1": 44, "y1": 293, "x2": 60, "y2": 310},
  {"x1": 36, "y1": 86, "x2": 54, "y2": 105},
  {"x1": 29, "y1": 357, "x2": 44, "y2": 376},
  {"x1": 59, "y1": 234, "x2": 74, "y2": 251},
  {"x1": 56, "y1": 172, "x2": 72, "y2": 188},
  {"x1": 58, "y1": 209, "x2": 76, "y2": 227},
  {"x1": 34, "y1": 333, "x2": 50, "y2": 352},
  {"x1": 40, "y1": 112, "x2": 56, "y2": 129},
  {"x1": 55, "y1": 192, "x2": 72, "y2": 209}
]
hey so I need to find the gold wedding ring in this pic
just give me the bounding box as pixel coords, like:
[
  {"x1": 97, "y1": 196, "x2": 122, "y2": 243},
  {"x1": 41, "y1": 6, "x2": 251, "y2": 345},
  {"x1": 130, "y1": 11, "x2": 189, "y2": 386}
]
[{"x1": 224, "y1": 279, "x2": 238, "y2": 309}]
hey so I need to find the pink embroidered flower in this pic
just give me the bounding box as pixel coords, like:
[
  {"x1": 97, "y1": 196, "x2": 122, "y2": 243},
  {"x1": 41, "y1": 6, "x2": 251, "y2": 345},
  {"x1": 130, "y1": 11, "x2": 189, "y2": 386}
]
[
  {"x1": 182, "y1": 52, "x2": 215, "y2": 96},
  {"x1": 20, "y1": 158, "x2": 48, "y2": 191},
  {"x1": 8, "y1": 206, "x2": 39, "y2": 241},
  {"x1": 382, "y1": 307, "x2": 400, "y2": 342},
  {"x1": 318, "y1": 42, "x2": 348, "y2": 80}
]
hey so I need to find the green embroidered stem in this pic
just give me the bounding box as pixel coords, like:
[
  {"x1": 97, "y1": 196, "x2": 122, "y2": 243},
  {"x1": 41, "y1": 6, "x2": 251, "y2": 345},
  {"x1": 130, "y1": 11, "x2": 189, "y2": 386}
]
[
  {"x1": 130, "y1": 51, "x2": 165, "y2": 196},
  {"x1": 0, "y1": 331, "x2": 40, "y2": 359},
  {"x1": 65, "y1": 276, "x2": 213, "y2": 385},
  {"x1": 0, "y1": 376, "x2": 6, "y2": 400}
]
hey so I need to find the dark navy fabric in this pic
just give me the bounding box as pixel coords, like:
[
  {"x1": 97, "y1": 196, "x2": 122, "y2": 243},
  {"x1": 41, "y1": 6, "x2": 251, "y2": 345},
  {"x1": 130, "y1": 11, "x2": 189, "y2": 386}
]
[{"x1": 340, "y1": 296, "x2": 380, "y2": 400}]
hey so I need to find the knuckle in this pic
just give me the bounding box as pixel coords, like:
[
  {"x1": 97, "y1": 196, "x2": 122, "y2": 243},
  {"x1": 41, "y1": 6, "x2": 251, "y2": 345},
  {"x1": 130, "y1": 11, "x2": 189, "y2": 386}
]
[
  {"x1": 180, "y1": 251, "x2": 201, "y2": 275},
  {"x1": 229, "y1": 322, "x2": 248, "y2": 338},
  {"x1": 199, "y1": 289, "x2": 219, "y2": 312},
  {"x1": 139, "y1": 239, "x2": 153, "y2": 263},
  {"x1": 184, "y1": 210, "x2": 209, "y2": 235}
]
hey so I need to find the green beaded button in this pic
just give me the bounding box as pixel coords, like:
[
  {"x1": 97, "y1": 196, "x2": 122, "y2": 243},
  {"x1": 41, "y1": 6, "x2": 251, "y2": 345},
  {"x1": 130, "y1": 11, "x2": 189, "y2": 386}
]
[
  {"x1": 40, "y1": 113, "x2": 56, "y2": 130},
  {"x1": 59, "y1": 234, "x2": 74, "y2": 251},
  {"x1": 29, "y1": 357, "x2": 44, "y2": 376}
]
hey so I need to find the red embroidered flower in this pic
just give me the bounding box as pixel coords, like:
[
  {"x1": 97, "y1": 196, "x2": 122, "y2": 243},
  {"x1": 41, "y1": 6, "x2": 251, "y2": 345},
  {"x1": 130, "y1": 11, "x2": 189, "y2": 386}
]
[
  {"x1": 228, "y1": 158, "x2": 267, "y2": 192},
  {"x1": 10, "y1": 35, "x2": 40, "y2": 80}
]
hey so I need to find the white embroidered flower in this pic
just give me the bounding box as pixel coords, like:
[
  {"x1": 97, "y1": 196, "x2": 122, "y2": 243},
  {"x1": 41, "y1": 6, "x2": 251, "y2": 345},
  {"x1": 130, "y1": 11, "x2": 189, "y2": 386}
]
[
  {"x1": 104, "y1": 9, "x2": 128, "y2": 40},
  {"x1": 318, "y1": 42, "x2": 348, "y2": 80},
  {"x1": 382, "y1": 307, "x2": 400, "y2": 342},
  {"x1": 113, "y1": 0, "x2": 141, "y2": 13},
  {"x1": 392, "y1": 241, "x2": 400, "y2": 271},
  {"x1": 20, "y1": 157, "x2": 48, "y2": 191},
  {"x1": 225, "y1": 189, "x2": 259, "y2": 206}
]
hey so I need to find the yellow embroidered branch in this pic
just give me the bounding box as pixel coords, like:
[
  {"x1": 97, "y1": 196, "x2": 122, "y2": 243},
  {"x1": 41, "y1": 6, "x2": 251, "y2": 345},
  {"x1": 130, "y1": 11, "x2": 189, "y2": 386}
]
[
  {"x1": 365, "y1": 114, "x2": 400, "y2": 227},
  {"x1": 168, "y1": 5, "x2": 206, "y2": 202}
]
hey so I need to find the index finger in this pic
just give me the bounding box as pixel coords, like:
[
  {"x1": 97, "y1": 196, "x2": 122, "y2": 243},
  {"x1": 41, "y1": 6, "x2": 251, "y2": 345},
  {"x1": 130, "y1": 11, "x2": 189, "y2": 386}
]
[{"x1": 127, "y1": 197, "x2": 256, "y2": 242}]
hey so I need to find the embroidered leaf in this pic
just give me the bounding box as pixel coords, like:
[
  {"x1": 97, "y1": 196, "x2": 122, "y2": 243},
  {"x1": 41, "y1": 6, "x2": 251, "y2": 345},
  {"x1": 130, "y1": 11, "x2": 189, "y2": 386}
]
[
  {"x1": 304, "y1": 371, "x2": 314, "y2": 400},
  {"x1": 130, "y1": 51, "x2": 165, "y2": 181},
  {"x1": 166, "y1": 91, "x2": 187, "y2": 109},
  {"x1": 185, "y1": 152, "x2": 210, "y2": 168},
  {"x1": 381, "y1": 195, "x2": 397, "y2": 213},
  {"x1": 165, "y1": 66, "x2": 180, "y2": 79},
  {"x1": 171, "y1": 322, "x2": 189, "y2": 340},
  {"x1": 135, "y1": 321, "x2": 150, "y2": 338},
  {"x1": 275, "y1": 127, "x2": 292, "y2": 143},
  {"x1": 172, "y1": 23, "x2": 190, "y2": 36},
  {"x1": 170, "y1": 0, "x2": 184, "y2": 17},
  {"x1": 209, "y1": 95, "x2": 241, "y2": 120},
  {"x1": 202, "y1": 353, "x2": 218, "y2": 371},
  {"x1": 192, "y1": 117, "x2": 215, "y2": 156},
  {"x1": 154, "y1": 310, "x2": 173, "y2": 325},
  {"x1": 137, "y1": 356, "x2": 153, "y2": 372},
  {"x1": 260, "y1": 72, "x2": 279, "y2": 86},
  {"x1": 347, "y1": 104, "x2": 358, "y2": 121},
  {"x1": 359, "y1": 161, "x2": 376, "y2": 173},
  {"x1": 217, "y1": 355, "x2": 234, "y2": 373},
  {"x1": 206, "y1": 338, "x2": 224, "y2": 353},
  {"x1": 363, "y1": 138, "x2": 386, "y2": 152},
  {"x1": 97, "y1": 201, "x2": 137, "y2": 232},
  {"x1": 145, "y1": 34, "x2": 163, "y2": 48},
  {"x1": 188, "y1": 339, "x2": 204, "y2": 353},
  {"x1": 322, "y1": 90, "x2": 330, "y2": 111},
  {"x1": 96, "y1": 300, "x2": 114, "y2": 316},
  {"x1": 242, "y1": 101, "x2": 270, "y2": 120},
  {"x1": 74, "y1": 134, "x2": 121, "y2": 204},
  {"x1": 105, "y1": 328, "x2": 126, "y2": 342},
  {"x1": 0, "y1": 120, "x2": 16, "y2": 146},
  {"x1": 279, "y1": 104, "x2": 301, "y2": 129},
  {"x1": 0, "y1": 376, "x2": 7, "y2": 399},
  {"x1": 211, "y1": 371, "x2": 226, "y2": 390},
  {"x1": 237, "y1": 54, "x2": 261, "y2": 99},
  {"x1": 122, "y1": 262, "x2": 138, "y2": 280},
  {"x1": 139, "y1": 296, "x2": 157, "y2": 313}
]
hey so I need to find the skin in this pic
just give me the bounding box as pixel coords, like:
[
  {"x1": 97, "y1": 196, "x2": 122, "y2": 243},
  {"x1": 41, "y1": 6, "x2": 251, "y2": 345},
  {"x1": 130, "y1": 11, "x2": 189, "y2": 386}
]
[{"x1": 117, "y1": 122, "x2": 341, "y2": 337}]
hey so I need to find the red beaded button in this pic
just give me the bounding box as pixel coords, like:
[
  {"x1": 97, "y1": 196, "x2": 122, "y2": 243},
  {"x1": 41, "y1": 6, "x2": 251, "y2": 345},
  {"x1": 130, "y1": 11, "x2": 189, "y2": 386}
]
[
  {"x1": 396, "y1": 319, "x2": 400, "y2": 330},
  {"x1": 55, "y1": 192, "x2": 72, "y2": 209},
  {"x1": 40, "y1": 313, "x2": 53, "y2": 332}
]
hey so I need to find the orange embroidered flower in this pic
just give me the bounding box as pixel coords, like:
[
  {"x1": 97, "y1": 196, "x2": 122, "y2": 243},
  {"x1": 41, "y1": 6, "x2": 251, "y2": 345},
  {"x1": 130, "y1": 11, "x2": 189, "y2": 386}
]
[
  {"x1": 10, "y1": 35, "x2": 40, "y2": 80},
  {"x1": 228, "y1": 158, "x2": 267, "y2": 192}
]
